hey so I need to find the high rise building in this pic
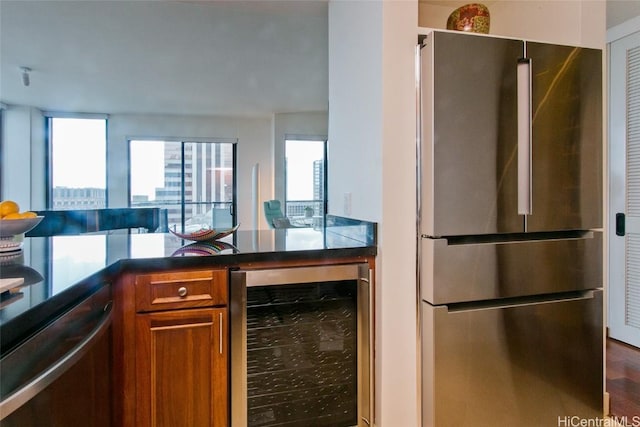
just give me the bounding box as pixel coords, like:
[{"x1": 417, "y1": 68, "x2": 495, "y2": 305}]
[
  {"x1": 151, "y1": 142, "x2": 234, "y2": 230},
  {"x1": 52, "y1": 187, "x2": 106, "y2": 210},
  {"x1": 313, "y1": 159, "x2": 324, "y2": 215},
  {"x1": 154, "y1": 143, "x2": 186, "y2": 227}
]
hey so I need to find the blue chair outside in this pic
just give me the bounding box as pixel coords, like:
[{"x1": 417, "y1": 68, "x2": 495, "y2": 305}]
[{"x1": 263, "y1": 200, "x2": 291, "y2": 229}]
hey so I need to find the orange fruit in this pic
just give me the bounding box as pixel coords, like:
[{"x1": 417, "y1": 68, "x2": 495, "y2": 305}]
[
  {"x1": 2, "y1": 212, "x2": 22, "y2": 220},
  {"x1": 21, "y1": 211, "x2": 37, "y2": 218},
  {"x1": 0, "y1": 200, "x2": 19, "y2": 218}
]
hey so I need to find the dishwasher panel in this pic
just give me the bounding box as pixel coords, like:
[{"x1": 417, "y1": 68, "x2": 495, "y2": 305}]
[{"x1": 0, "y1": 283, "x2": 113, "y2": 426}]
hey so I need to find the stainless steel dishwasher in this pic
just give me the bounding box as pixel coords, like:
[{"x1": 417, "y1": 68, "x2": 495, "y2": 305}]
[
  {"x1": 0, "y1": 283, "x2": 113, "y2": 426},
  {"x1": 230, "y1": 263, "x2": 373, "y2": 427}
]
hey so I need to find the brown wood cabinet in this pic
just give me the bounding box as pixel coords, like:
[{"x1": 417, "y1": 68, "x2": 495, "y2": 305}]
[
  {"x1": 115, "y1": 269, "x2": 229, "y2": 427},
  {"x1": 112, "y1": 259, "x2": 375, "y2": 427},
  {"x1": 135, "y1": 307, "x2": 227, "y2": 427},
  {"x1": 134, "y1": 269, "x2": 228, "y2": 312}
]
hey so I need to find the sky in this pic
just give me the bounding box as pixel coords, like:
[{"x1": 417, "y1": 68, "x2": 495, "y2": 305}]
[
  {"x1": 130, "y1": 141, "x2": 166, "y2": 200},
  {"x1": 285, "y1": 139, "x2": 324, "y2": 200},
  {"x1": 52, "y1": 119, "x2": 166, "y2": 199},
  {"x1": 52, "y1": 118, "x2": 106, "y2": 188}
]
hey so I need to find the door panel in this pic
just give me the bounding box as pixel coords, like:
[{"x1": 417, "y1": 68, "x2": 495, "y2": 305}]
[
  {"x1": 526, "y1": 42, "x2": 603, "y2": 232},
  {"x1": 422, "y1": 291, "x2": 603, "y2": 427},
  {"x1": 610, "y1": 31, "x2": 640, "y2": 348},
  {"x1": 421, "y1": 232, "x2": 602, "y2": 304},
  {"x1": 421, "y1": 32, "x2": 523, "y2": 236}
]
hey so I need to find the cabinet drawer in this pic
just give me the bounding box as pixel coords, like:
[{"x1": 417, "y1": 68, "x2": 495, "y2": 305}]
[{"x1": 135, "y1": 269, "x2": 227, "y2": 312}]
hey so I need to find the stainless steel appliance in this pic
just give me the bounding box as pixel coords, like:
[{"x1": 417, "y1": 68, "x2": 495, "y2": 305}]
[
  {"x1": 230, "y1": 264, "x2": 373, "y2": 427},
  {"x1": 417, "y1": 30, "x2": 604, "y2": 426},
  {"x1": 0, "y1": 283, "x2": 113, "y2": 426}
]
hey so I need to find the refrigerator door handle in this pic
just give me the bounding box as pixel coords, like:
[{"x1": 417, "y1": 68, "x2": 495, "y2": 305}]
[
  {"x1": 517, "y1": 57, "x2": 532, "y2": 216},
  {"x1": 447, "y1": 290, "x2": 596, "y2": 313}
]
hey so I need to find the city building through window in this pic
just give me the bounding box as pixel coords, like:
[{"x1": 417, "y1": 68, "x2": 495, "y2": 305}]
[{"x1": 129, "y1": 139, "x2": 236, "y2": 233}]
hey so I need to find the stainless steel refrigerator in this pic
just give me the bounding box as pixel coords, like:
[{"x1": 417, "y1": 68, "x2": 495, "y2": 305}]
[{"x1": 417, "y1": 30, "x2": 604, "y2": 426}]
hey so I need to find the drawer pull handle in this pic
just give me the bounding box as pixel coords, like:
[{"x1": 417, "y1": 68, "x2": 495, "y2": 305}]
[{"x1": 178, "y1": 287, "x2": 188, "y2": 297}]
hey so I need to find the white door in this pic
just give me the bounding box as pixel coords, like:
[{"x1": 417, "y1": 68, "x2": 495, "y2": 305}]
[{"x1": 609, "y1": 29, "x2": 640, "y2": 348}]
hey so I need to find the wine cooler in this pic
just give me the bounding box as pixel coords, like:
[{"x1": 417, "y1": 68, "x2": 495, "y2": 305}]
[{"x1": 230, "y1": 264, "x2": 373, "y2": 427}]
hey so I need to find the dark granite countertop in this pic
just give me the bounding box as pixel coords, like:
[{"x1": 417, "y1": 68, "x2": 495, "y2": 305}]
[{"x1": 0, "y1": 217, "x2": 376, "y2": 355}]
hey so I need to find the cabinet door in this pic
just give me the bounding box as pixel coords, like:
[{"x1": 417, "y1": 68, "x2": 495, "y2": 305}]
[
  {"x1": 526, "y1": 42, "x2": 602, "y2": 232},
  {"x1": 135, "y1": 308, "x2": 228, "y2": 427}
]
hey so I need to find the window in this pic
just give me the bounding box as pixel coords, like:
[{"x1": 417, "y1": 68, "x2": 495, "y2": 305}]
[
  {"x1": 48, "y1": 117, "x2": 107, "y2": 209},
  {"x1": 0, "y1": 108, "x2": 4, "y2": 200},
  {"x1": 129, "y1": 139, "x2": 236, "y2": 233},
  {"x1": 285, "y1": 139, "x2": 326, "y2": 218}
]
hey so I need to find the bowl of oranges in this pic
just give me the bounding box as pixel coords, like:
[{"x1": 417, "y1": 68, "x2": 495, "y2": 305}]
[{"x1": 0, "y1": 200, "x2": 43, "y2": 238}]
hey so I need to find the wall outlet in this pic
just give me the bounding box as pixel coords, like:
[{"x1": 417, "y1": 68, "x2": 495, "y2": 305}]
[{"x1": 343, "y1": 192, "x2": 352, "y2": 216}]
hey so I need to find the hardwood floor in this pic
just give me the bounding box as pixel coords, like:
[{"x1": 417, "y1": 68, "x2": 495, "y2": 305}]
[{"x1": 607, "y1": 338, "x2": 640, "y2": 419}]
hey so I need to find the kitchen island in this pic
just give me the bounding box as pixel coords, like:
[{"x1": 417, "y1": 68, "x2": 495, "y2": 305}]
[{"x1": 0, "y1": 216, "x2": 376, "y2": 426}]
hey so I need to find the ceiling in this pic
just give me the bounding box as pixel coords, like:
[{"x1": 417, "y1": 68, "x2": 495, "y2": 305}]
[{"x1": 0, "y1": 0, "x2": 329, "y2": 117}]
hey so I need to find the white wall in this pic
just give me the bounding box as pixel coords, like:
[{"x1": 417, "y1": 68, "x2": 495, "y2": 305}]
[
  {"x1": 419, "y1": 0, "x2": 606, "y2": 49},
  {"x1": 607, "y1": 0, "x2": 640, "y2": 30},
  {"x1": 329, "y1": 1, "x2": 418, "y2": 426},
  {"x1": 1, "y1": 105, "x2": 46, "y2": 211},
  {"x1": 380, "y1": 2, "x2": 421, "y2": 426},
  {"x1": 107, "y1": 114, "x2": 273, "y2": 229},
  {"x1": 328, "y1": 2, "x2": 383, "y2": 221}
]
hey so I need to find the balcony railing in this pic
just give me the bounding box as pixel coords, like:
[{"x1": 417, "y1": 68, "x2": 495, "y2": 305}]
[
  {"x1": 130, "y1": 200, "x2": 233, "y2": 232},
  {"x1": 285, "y1": 200, "x2": 324, "y2": 218}
]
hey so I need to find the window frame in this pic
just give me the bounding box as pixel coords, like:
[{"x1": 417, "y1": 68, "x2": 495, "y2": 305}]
[{"x1": 283, "y1": 136, "x2": 328, "y2": 218}]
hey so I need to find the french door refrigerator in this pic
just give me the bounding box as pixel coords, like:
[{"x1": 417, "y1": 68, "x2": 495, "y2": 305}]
[{"x1": 417, "y1": 30, "x2": 604, "y2": 426}]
